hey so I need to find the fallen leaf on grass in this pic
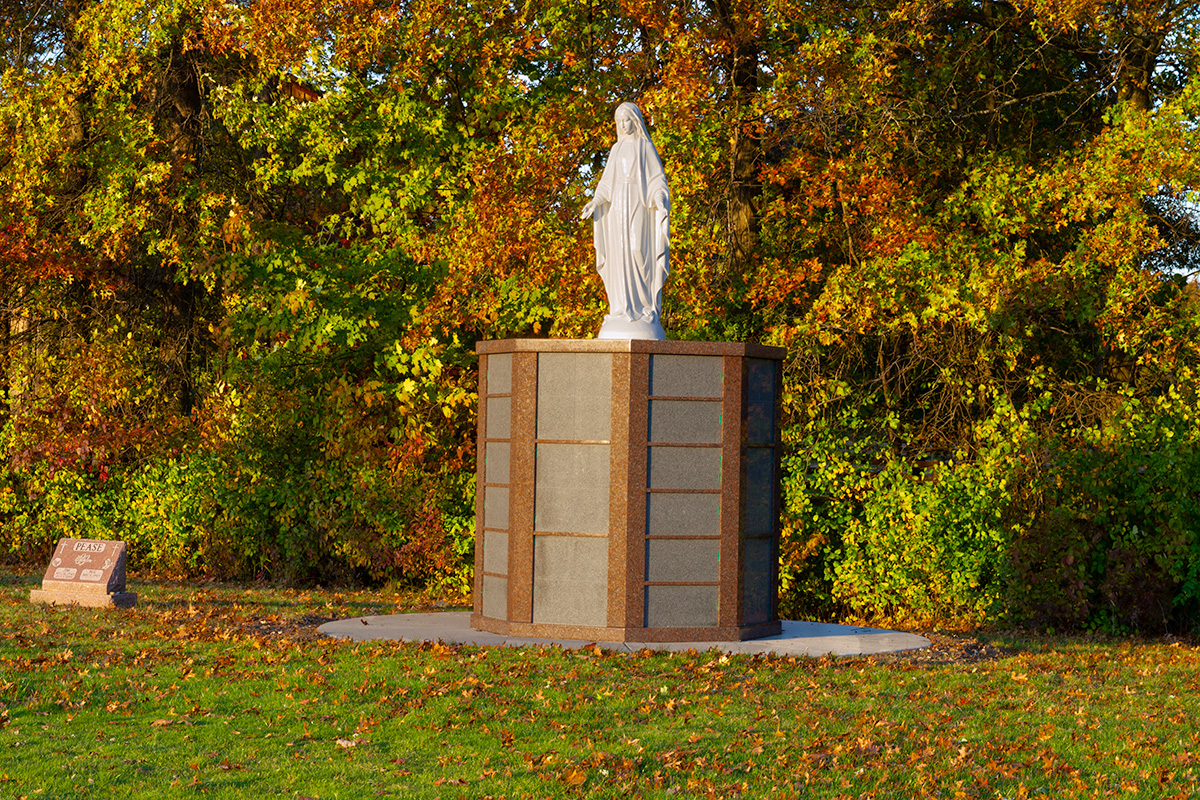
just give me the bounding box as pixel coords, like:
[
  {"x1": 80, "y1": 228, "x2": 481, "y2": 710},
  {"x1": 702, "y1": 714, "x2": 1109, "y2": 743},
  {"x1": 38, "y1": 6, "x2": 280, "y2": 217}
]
[
  {"x1": 563, "y1": 767, "x2": 588, "y2": 786},
  {"x1": 150, "y1": 719, "x2": 171, "y2": 727},
  {"x1": 336, "y1": 739, "x2": 358, "y2": 748}
]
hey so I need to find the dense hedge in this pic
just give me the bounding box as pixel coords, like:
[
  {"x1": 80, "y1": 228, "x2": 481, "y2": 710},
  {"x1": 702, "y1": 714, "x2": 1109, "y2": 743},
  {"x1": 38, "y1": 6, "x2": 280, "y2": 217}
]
[
  {"x1": 5, "y1": 369, "x2": 1198, "y2": 632},
  {"x1": 779, "y1": 385, "x2": 1200, "y2": 632}
]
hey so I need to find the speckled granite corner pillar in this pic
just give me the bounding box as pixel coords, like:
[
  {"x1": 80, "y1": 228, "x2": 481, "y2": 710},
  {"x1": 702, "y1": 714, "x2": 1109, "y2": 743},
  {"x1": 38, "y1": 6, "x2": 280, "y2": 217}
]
[{"x1": 472, "y1": 339, "x2": 784, "y2": 642}]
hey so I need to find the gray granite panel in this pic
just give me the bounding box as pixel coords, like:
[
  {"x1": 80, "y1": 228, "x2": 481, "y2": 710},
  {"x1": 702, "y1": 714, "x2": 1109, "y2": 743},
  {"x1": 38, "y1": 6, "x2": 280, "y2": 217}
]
[
  {"x1": 647, "y1": 446, "x2": 721, "y2": 490},
  {"x1": 743, "y1": 537, "x2": 774, "y2": 624},
  {"x1": 532, "y1": 536, "x2": 609, "y2": 627},
  {"x1": 649, "y1": 400, "x2": 721, "y2": 444},
  {"x1": 486, "y1": 396, "x2": 511, "y2": 440},
  {"x1": 646, "y1": 539, "x2": 719, "y2": 583},
  {"x1": 485, "y1": 442, "x2": 510, "y2": 485},
  {"x1": 535, "y1": 443, "x2": 610, "y2": 533},
  {"x1": 645, "y1": 585, "x2": 719, "y2": 628},
  {"x1": 482, "y1": 575, "x2": 508, "y2": 620},
  {"x1": 488, "y1": 353, "x2": 512, "y2": 395},
  {"x1": 483, "y1": 530, "x2": 508, "y2": 575},
  {"x1": 646, "y1": 492, "x2": 720, "y2": 537},
  {"x1": 744, "y1": 447, "x2": 775, "y2": 536},
  {"x1": 649, "y1": 355, "x2": 723, "y2": 398},
  {"x1": 747, "y1": 359, "x2": 776, "y2": 445},
  {"x1": 537, "y1": 353, "x2": 612, "y2": 442},
  {"x1": 484, "y1": 486, "x2": 509, "y2": 531}
]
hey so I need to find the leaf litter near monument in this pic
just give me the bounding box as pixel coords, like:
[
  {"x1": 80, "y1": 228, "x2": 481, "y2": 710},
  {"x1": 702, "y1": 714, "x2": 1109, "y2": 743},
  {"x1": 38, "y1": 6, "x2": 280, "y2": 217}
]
[{"x1": 2, "y1": 570, "x2": 1199, "y2": 798}]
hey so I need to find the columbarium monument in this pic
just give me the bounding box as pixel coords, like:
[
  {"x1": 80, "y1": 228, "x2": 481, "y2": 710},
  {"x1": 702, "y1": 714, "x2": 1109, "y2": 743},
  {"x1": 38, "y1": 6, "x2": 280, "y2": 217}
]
[{"x1": 471, "y1": 103, "x2": 783, "y2": 642}]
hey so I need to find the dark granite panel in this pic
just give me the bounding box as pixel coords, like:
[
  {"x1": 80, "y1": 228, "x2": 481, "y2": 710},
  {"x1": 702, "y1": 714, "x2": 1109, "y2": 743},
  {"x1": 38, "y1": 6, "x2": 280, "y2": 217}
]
[
  {"x1": 747, "y1": 358, "x2": 776, "y2": 445},
  {"x1": 486, "y1": 396, "x2": 511, "y2": 440},
  {"x1": 647, "y1": 446, "x2": 722, "y2": 490},
  {"x1": 532, "y1": 536, "x2": 609, "y2": 627},
  {"x1": 484, "y1": 486, "x2": 509, "y2": 531},
  {"x1": 535, "y1": 443, "x2": 611, "y2": 533},
  {"x1": 488, "y1": 352, "x2": 513, "y2": 395},
  {"x1": 744, "y1": 447, "x2": 775, "y2": 537},
  {"x1": 537, "y1": 353, "x2": 613, "y2": 442},
  {"x1": 645, "y1": 585, "x2": 719, "y2": 628},
  {"x1": 483, "y1": 530, "x2": 508, "y2": 575},
  {"x1": 649, "y1": 355, "x2": 723, "y2": 398},
  {"x1": 646, "y1": 539, "x2": 719, "y2": 583},
  {"x1": 481, "y1": 575, "x2": 508, "y2": 620},
  {"x1": 742, "y1": 537, "x2": 773, "y2": 625},
  {"x1": 649, "y1": 400, "x2": 722, "y2": 444},
  {"x1": 485, "y1": 441, "x2": 510, "y2": 485},
  {"x1": 645, "y1": 492, "x2": 720, "y2": 537}
]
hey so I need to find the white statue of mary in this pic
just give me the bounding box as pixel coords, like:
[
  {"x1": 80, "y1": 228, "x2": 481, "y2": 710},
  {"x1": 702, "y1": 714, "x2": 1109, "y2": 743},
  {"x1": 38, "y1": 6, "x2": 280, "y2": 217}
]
[{"x1": 580, "y1": 102, "x2": 670, "y2": 340}]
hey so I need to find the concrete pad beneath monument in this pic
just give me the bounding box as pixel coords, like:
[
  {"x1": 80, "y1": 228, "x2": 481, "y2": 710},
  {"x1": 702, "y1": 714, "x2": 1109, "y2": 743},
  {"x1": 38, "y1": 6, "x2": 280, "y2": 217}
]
[{"x1": 318, "y1": 612, "x2": 931, "y2": 657}]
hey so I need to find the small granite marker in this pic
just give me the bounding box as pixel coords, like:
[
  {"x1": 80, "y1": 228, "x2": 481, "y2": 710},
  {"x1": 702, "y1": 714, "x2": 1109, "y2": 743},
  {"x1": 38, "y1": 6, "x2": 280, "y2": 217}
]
[{"x1": 29, "y1": 538, "x2": 137, "y2": 608}]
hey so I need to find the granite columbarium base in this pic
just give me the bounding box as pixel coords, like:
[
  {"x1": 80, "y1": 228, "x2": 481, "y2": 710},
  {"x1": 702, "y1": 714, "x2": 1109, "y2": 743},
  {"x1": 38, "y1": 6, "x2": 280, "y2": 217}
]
[{"x1": 472, "y1": 338, "x2": 785, "y2": 643}]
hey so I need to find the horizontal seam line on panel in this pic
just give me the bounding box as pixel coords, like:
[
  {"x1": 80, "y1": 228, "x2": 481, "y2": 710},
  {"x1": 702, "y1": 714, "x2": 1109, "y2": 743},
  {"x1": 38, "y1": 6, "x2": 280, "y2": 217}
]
[
  {"x1": 644, "y1": 535, "x2": 721, "y2": 539},
  {"x1": 647, "y1": 442, "x2": 722, "y2": 447},
  {"x1": 643, "y1": 581, "x2": 722, "y2": 585},
  {"x1": 535, "y1": 439, "x2": 612, "y2": 445},
  {"x1": 531, "y1": 531, "x2": 608, "y2": 537},
  {"x1": 648, "y1": 395, "x2": 723, "y2": 401},
  {"x1": 480, "y1": 571, "x2": 508, "y2": 578},
  {"x1": 645, "y1": 488, "x2": 722, "y2": 493},
  {"x1": 483, "y1": 438, "x2": 512, "y2": 443}
]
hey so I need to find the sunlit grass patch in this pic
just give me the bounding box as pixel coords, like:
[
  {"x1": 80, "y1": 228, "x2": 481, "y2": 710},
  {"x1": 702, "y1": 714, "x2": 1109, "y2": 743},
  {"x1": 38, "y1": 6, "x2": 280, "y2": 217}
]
[{"x1": 2, "y1": 571, "x2": 1199, "y2": 798}]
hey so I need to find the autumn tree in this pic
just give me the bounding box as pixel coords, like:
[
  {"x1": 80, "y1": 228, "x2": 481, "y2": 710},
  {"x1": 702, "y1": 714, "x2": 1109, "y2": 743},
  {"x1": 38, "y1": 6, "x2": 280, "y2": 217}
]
[{"x1": 0, "y1": 0, "x2": 1197, "y2": 625}]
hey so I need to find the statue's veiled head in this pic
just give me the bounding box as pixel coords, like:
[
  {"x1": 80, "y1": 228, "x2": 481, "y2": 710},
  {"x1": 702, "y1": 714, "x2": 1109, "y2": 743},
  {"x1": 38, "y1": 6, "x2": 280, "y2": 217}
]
[{"x1": 614, "y1": 102, "x2": 649, "y2": 140}]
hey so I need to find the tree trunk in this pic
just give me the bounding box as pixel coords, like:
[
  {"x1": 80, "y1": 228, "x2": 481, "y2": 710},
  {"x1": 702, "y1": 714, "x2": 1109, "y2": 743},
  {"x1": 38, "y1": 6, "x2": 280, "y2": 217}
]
[
  {"x1": 1117, "y1": 27, "x2": 1163, "y2": 112},
  {"x1": 713, "y1": 0, "x2": 761, "y2": 275}
]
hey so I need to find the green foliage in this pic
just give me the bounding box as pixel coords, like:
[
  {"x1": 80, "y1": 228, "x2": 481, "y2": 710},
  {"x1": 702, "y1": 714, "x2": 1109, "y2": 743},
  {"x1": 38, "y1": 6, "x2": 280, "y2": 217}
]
[
  {"x1": 781, "y1": 381, "x2": 1200, "y2": 632},
  {"x1": 780, "y1": 393, "x2": 1019, "y2": 626},
  {"x1": 829, "y1": 458, "x2": 1009, "y2": 625},
  {"x1": 1006, "y1": 386, "x2": 1200, "y2": 633}
]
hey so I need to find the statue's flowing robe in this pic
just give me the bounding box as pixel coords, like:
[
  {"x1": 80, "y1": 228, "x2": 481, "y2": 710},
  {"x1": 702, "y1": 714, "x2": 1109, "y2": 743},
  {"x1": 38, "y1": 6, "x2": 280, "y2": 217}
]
[{"x1": 590, "y1": 136, "x2": 670, "y2": 325}]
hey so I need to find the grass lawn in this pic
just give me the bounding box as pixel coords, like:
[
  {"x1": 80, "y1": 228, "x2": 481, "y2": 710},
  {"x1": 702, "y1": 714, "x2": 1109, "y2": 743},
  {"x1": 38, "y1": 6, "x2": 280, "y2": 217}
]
[{"x1": 1, "y1": 570, "x2": 1198, "y2": 799}]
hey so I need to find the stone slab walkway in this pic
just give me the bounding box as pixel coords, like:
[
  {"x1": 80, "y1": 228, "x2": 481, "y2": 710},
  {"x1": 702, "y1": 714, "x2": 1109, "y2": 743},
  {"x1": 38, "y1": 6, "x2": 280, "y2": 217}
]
[{"x1": 318, "y1": 612, "x2": 930, "y2": 657}]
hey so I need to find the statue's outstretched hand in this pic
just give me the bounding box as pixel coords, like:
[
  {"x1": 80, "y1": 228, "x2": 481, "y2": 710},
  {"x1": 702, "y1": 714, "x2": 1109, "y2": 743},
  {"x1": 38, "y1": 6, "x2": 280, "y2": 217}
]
[{"x1": 581, "y1": 200, "x2": 600, "y2": 220}]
